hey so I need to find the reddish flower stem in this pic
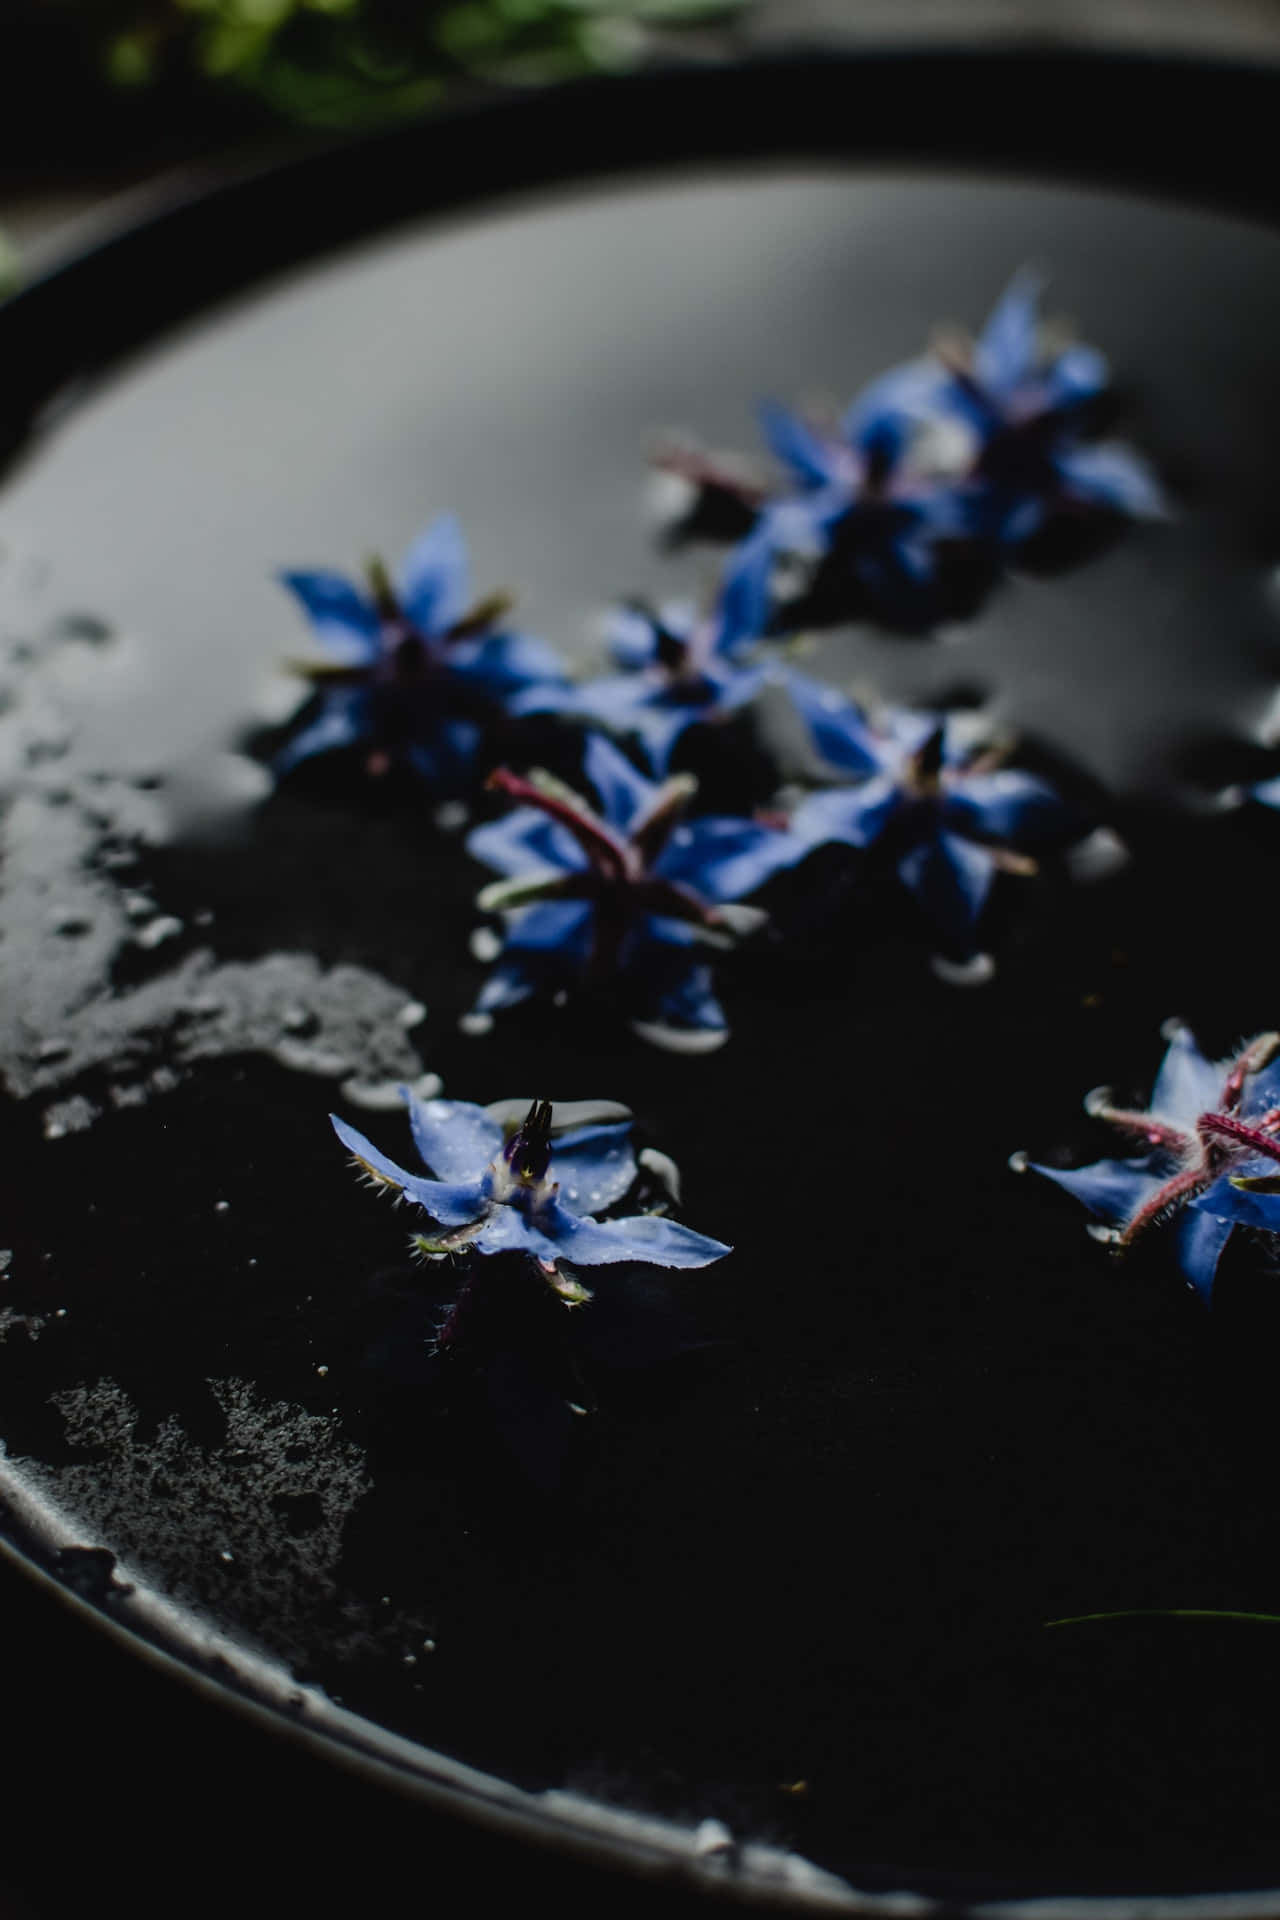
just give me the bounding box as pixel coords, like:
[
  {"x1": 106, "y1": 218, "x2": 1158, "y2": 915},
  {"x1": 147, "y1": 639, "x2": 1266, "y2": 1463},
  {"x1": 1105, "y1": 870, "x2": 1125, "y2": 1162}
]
[
  {"x1": 486, "y1": 768, "x2": 632, "y2": 882},
  {"x1": 1198, "y1": 1111, "x2": 1280, "y2": 1167},
  {"x1": 1120, "y1": 1164, "x2": 1216, "y2": 1246}
]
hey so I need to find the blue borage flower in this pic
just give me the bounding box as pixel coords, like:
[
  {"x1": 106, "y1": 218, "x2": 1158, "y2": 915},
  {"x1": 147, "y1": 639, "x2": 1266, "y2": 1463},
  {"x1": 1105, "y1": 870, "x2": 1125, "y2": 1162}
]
[
  {"x1": 1015, "y1": 1024, "x2": 1280, "y2": 1303},
  {"x1": 777, "y1": 680, "x2": 1086, "y2": 973},
  {"x1": 509, "y1": 534, "x2": 773, "y2": 775},
  {"x1": 844, "y1": 269, "x2": 1167, "y2": 549},
  {"x1": 745, "y1": 408, "x2": 972, "y2": 634},
  {"x1": 463, "y1": 731, "x2": 803, "y2": 1051},
  {"x1": 332, "y1": 1091, "x2": 730, "y2": 1286},
  {"x1": 275, "y1": 514, "x2": 568, "y2": 785}
]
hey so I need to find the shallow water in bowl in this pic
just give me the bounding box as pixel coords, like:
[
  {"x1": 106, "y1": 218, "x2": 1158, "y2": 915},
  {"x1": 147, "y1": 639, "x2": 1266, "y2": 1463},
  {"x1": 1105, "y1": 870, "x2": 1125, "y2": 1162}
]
[{"x1": 4, "y1": 165, "x2": 1280, "y2": 1893}]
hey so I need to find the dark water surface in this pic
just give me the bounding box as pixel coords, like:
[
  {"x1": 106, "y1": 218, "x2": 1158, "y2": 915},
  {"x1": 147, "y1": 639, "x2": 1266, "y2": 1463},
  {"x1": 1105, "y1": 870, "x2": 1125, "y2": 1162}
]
[{"x1": 4, "y1": 166, "x2": 1280, "y2": 1894}]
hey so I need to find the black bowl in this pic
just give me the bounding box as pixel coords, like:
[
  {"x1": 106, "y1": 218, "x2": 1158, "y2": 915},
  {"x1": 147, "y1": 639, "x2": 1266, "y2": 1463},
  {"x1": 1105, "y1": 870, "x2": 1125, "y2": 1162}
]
[{"x1": 6, "y1": 50, "x2": 1280, "y2": 1918}]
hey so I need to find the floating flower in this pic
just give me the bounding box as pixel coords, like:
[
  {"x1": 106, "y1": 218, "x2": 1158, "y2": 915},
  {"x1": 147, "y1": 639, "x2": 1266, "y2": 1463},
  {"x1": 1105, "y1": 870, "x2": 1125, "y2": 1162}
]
[
  {"x1": 779, "y1": 683, "x2": 1087, "y2": 973},
  {"x1": 1016, "y1": 1024, "x2": 1280, "y2": 1303},
  {"x1": 464, "y1": 731, "x2": 801, "y2": 1049},
  {"x1": 747, "y1": 410, "x2": 971, "y2": 635},
  {"x1": 333, "y1": 1090, "x2": 730, "y2": 1273},
  {"x1": 275, "y1": 513, "x2": 567, "y2": 784},
  {"x1": 848, "y1": 270, "x2": 1167, "y2": 549},
  {"x1": 510, "y1": 535, "x2": 773, "y2": 774}
]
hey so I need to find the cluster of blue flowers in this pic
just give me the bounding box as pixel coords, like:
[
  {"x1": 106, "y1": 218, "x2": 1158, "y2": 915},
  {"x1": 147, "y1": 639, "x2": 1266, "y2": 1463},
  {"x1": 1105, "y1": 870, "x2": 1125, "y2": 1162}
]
[
  {"x1": 264, "y1": 270, "x2": 1274, "y2": 1337},
  {"x1": 274, "y1": 276, "x2": 1147, "y2": 1053},
  {"x1": 657, "y1": 269, "x2": 1166, "y2": 634}
]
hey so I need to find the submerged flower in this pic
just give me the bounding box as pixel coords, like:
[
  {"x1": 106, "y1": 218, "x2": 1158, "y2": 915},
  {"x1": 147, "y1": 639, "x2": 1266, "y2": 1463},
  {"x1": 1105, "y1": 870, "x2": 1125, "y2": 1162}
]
[
  {"x1": 1018, "y1": 1023, "x2": 1280, "y2": 1302},
  {"x1": 510, "y1": 535, "x2": 773, "y2": 774},
  {"x1": 780, "y1": 682, "x2": 1084, "y2": 970},
  {"x1": 464, "y1": 730, "x2": 801, "y2": 1049},
  {"x1": 275, "y1": 513, "x2": 566, "y2": 784},
  {"x1": 333, "y1": 1090, "x2": 730, "y2": 1271}
]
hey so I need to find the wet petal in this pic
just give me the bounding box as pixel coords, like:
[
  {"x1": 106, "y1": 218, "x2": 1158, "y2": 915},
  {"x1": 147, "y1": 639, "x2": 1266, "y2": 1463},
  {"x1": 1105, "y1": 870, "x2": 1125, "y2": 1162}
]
[
  {"x1": 1150, "y1": 1027, "x2": 1223, "y2": 1131},
  {"x1": 504, "y1": 899, "x2": 594, "y2": 954},
  {"x1": 396, "y1": 514, "x2": 469, "y2": 635},
  {"x1": 1054, "y1": 442, "x2": 1167, "y2": 519},
  {"x1": 549, "y1": 1121, "x2": 638, "y2": 1214},
  {"x1": 1194, "y1": 1170, "x2": 1280, "y2": 1237},
  {"x1": 604, "y1": 603, "x2": 663, "y2": 671},
  {"x1": 403, "y1": 1094, "x2": 502, "y2": 1183},
  {"x1": 279, "y1": 571, "x2": 379, "y2": 659},
  {"x1": 841, "y1": 355, "x2": 954, "y2": 446},
  {"x1": 582, "y1": 730, "x2": 657, "y2": 833},
  {"x1": 657, "y1": 815, "x2": 804, "y2": 901},
  {"x1": 716, "y1": 520, "x2": 774, "y2": 657},
  {"x1": 942, "y1": 768, "x2": 1076, "y2": 848},
  {"x1": 470, "y1": 1206, "x2": 562, "y2": 1260},
  {"x1": 467, "y1": 807, "x2": 586, "y2": 880},
  {"x1": 274, "y1": 689, "x2": 372, "y2": 775},
  {"x1": 448, "y1": 630, "x2": 569, "y2": 697},
  {"x1": 1040, "y1": 343, "x2": 1108, "y2": 410},
  {"x1": 1242, "y1": 1049, "x2": 1280, "y2": 1115},
  {"x1": 973, "y1": 268, "x2": 1044, "y2": 401},
  {"x1": 784, "y1": 673, "x2": 884, "y2": 779},
  {"x1": 544, "y1": 1201, "x2": 731, "y2": 1268},
  {"x1": 1027, "y1": 1153, "x2": 1165, "y2": 1227},
  {"x1": 331, "y1": 1114, "x2": 487, "y2": 1224},
  {"x1": 1171, "y1": 1207, "x2": 1235, "y2": 1305},
  {"x1": 758, "y1": 399, "x2": 840, "y2": 490},
  {"x1": 898, "y1": 831, "x2": 997, "y2": 943},
  {"x1": 790, "y1": 778, "x2": 903, "y2": 852},
  {"x1": 473, "y1": 961, "x2": 538, "y2": 1016}
]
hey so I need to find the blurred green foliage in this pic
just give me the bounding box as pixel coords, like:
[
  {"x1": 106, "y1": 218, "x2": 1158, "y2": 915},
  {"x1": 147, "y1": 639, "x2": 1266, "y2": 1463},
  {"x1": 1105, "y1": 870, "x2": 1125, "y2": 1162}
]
[{"x1": 69, "y1": 0, "x2": 743, "y2": 130}]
